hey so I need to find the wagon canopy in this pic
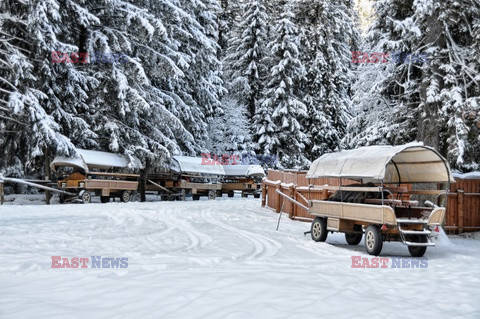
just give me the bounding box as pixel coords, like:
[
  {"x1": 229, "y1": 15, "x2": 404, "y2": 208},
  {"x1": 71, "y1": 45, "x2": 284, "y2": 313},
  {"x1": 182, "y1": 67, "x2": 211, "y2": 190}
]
[
  {"x1": 223, "y1": 164, "x2": 265, "y2": 177},
  {"x1": 171, "y1": 156, "x2": 225, "y2": 176},
  {"x1": 306, "y1": 143, "x2": 454, "y2": 183},
  {"x1": 50, "y1": 149, "x2": 142, "y2": 172}
]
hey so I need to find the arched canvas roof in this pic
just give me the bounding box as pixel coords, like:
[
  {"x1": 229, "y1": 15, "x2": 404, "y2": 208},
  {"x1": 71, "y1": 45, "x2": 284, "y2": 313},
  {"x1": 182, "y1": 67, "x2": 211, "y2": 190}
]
[
  {"x1": 50, "y1": 149, "x2": 142, "y2": 172},
  {"x1": 306, "y1": 143, "x2": 454, "y2": 183},
  {"x1": 223, "y1": 165, "x2": 265, "y2": 177},
  {"x1": 171, "y1": 156, "x2": 225, "y2": 175}
]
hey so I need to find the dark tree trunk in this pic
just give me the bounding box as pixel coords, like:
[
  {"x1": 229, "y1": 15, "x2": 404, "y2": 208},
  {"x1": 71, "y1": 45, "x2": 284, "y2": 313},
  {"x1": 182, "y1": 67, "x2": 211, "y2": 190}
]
[
  {"x1": 44, "y1": 148, "x2": 52, "y2": 205},
  {"x1": 139, "y1": 159, "x2": 150, "y2": 202},
  {"x1": 418, "y1": 9, "x2": 445, "y2": 150}
]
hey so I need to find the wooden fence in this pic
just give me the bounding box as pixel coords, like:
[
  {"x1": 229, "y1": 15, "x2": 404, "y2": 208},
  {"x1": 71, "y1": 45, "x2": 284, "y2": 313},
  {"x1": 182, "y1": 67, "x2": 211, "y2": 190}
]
[
  {"x1": 444, "y1": 178, "x2": 480, "y2": 233},
  {"x1": 262, "y1": 169, "x2": 480, "y2": 234}
]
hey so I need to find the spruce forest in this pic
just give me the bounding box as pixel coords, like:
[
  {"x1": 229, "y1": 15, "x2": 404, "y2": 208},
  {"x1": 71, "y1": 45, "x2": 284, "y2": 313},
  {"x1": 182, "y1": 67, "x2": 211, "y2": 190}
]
[{"x1": 1, "y1": 0, "x2": 479, "y2": 176}]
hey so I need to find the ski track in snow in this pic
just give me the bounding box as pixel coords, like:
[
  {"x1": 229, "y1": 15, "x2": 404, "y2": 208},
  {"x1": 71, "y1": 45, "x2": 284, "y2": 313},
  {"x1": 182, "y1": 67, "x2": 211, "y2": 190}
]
[{"x1": 0, "y1": 198, "x2": 479, "y2": 318}]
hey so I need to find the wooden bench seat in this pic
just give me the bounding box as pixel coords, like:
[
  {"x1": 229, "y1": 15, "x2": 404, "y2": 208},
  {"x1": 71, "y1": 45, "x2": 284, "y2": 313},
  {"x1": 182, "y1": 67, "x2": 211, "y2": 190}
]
[{"x1": 364, "y1": 198, "x2": 419, "y2": 206}]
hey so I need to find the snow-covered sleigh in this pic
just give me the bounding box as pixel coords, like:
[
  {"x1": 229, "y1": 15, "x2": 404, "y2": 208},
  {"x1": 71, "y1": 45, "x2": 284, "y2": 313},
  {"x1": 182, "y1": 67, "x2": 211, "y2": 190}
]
[{"x1": 284, "y1": 144, "x2": 453, "y2": 257}]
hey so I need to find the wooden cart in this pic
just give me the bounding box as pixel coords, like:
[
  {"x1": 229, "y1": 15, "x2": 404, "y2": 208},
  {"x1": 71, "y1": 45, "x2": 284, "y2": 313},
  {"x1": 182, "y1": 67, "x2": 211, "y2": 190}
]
[
  {"x1": 50, "y1": 149, "x2": 141, "y2": 203},
  {"x1": 147, "y1": 156, "x2": 224, "y2": 200},
  {"x1": 283, "y1": 143, "x2": 453, "y2": 257},
  {"x1": 221, "y1": 165, "x2": 265, "y2": 198}
]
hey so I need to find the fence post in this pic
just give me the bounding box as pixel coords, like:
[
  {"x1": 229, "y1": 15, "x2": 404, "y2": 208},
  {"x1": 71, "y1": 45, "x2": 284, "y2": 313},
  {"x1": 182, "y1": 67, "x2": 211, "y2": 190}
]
[
  {"x1": 321, "y1": 189, "x2": 329, "y2": 200},
  {"x1": 289, "y1": 185, "x2": 295, "y2": 219},
  {"x1": 261, "y1": 183, "x2": 267, "y2": 207},
  {"x1": 457, "y1": 190, "x2": 464, "y2": 233},
  {"x1": 275, "y1": 183, "x2": 281, "y2": 213}
]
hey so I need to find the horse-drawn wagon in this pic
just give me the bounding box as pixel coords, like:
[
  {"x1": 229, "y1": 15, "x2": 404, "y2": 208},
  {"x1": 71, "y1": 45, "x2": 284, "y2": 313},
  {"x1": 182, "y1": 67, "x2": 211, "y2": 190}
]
[
  {"x1": 50, "y1": 149, "x2": 141, "y2": 203},
  {"x1": 221, "y1": 165, "x2": 265, "y2": 198},
  {"x1": 147, "y1": 156, "x2": 224, "y2": 200},
  {"x1": 287, "y1": 143, "x2": 453, "y2": 257}
]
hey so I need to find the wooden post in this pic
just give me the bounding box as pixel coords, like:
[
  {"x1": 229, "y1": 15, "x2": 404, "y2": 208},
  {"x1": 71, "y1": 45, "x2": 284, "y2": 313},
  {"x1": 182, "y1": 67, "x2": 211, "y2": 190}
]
[
  {"x1": 275, "y1": 183, "x2": 281, "y2": 213},
  {"x1": 321, "y1": 189, "x2": 329, "y2": 200},
  {"x1": 289, "y1": 185, "x2": 295, "y2": 219},
  {"x1": 261, "y1": 183, "x2": 267, "y2": 207},
  {"x1": 0, "y1": 182, "x2": 4, "y2": 205},
  {"x1": 44, "y1": 148, "x2": 52, "y2": 205},
  {"x1": 457, "y1": 190, "x2": 464, "y2": 233},
  {"x1": 139, "y1": 158, "x2": 150, "y2": 202}
]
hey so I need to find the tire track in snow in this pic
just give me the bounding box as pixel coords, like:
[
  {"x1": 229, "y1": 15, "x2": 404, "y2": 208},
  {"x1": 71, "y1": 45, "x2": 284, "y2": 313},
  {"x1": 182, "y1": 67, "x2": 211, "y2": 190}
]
[
  {"x1": 112, "y1": 207, "x2": 213, "y2": 255},
  {"x1": 160, "y1": 210, "x2": 213, "y2": 251},
  {"x1": 202, "y1": 209, "x2": 281, "y2": 262}
]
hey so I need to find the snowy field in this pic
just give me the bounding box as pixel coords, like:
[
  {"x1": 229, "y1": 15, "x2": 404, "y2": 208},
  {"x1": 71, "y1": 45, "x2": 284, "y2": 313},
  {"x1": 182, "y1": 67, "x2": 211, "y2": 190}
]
[{"x1": 1, "y1": 197, "x2": 480, "y2": 318}]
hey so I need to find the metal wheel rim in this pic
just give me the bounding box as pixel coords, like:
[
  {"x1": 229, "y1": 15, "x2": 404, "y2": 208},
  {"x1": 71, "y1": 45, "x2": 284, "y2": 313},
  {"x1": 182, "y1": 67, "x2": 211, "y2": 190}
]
[
  {"x1": 366, "y1": 231, "x2": 375, "y2": 250},
  {"x1": 83, "y1": 193, "x2": 90, "y2": 202},
  {"x1": 123, "y1": 192, "x2": 130, "y2": 201},
  {"x1": 313, "y1": 222, "x2": 321, "y2": 238}
]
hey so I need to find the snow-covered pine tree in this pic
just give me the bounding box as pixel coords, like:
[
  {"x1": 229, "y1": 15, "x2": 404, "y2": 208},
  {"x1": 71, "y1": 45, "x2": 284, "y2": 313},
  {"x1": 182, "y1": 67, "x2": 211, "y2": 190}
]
[
  {"x1": 252, "y1": 96, "x2": 277, "y2": 161},
  {"x1": 222, "y1": 0, "x2": 268, "y2": 118},
  {"x1": 165, "y1": 0, "x2": 225, "y2": 153},
  {"x1": 0, "y1": 0, "x2": 97, "y2": 175},
  {"x1": 343, "y1": 0, "x2": 417, "y2": 150},
  {"x1": 256, "y1": 1, "x2": 309, "y2": 168},
  {"x1": 207, "y1": 96, "x2": 253, "y2": 155},
  {"x1": 70, "y1": 0, "x2": 187, "y2": 167},
  {"x1": 342, "y1": 59, "x2": 395, "y2": 148},
  {"x1": 0, "y1": 0, "x2": 229, "y2": 177},
  {"x1": 414, "y1": 0, "x2": 480, "y2": 171},
  {"x1": 346, "y1": 0, "x2": 480, "y2": 171},
  {"x1": 218, "y1": 0, "x2": 243, "y2": 55},
  {"x1": 294, "y1": 0, "x2": 358, "y2": 159}
]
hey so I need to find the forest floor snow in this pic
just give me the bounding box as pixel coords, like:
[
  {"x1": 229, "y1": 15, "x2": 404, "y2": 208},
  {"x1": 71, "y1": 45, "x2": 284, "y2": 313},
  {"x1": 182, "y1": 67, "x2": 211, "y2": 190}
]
[{"x1": 1, "y1": 197, "x2": 479, "y2": 318}]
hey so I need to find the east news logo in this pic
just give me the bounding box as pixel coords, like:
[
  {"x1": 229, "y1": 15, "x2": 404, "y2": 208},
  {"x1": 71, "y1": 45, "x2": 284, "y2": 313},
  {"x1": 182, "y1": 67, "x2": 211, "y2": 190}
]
[
  {"x1": 351, "y1": 256, "x2": 428, "y2": 268},
  {"x1": 51, "y1": 256, "x2": 128, "y2": 268}
]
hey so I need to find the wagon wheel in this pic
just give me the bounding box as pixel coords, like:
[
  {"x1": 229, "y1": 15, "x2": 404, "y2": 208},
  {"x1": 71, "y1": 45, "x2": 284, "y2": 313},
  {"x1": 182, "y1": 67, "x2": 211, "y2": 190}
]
[
  {"x1": 179, "y1": 189, "x2": 186, "y2": 201},
  {"x1": 208, "y1": 190, "x2": 216, "y2": 200},
  {"x1": 311, "y1": 217, "x2": 328, "y2": 242},
  {"x1": 365, "y1": 225, "x2": 383, "y2": 256},
  {"x1": 345, "y1": 233, "x2": 363, "y2": 245},
  {"x1": 408, "y1": 235, "x2": 428, "y2": 257},
  {"x1": 79, "y1": 191, "x2": 91, "y2": 204},
  {"x1": 120, "y1": 190, "x2": 131, "y2": 203},
  {"x1": 131, "y1": 191, "x2": 140, "y2": 202}
]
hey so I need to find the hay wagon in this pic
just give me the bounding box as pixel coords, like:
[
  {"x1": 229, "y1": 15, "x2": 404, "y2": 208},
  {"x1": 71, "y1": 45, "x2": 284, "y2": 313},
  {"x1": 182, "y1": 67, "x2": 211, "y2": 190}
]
[
  {"x1": 221, "y1": 165, "x2": 265, "y2": 198},
  {"x1": 50, "y1": 149, "x2": 141, "y2": 203},
  {"x1": 286, "y1": 144, "x2": 453, "y2": 257}
]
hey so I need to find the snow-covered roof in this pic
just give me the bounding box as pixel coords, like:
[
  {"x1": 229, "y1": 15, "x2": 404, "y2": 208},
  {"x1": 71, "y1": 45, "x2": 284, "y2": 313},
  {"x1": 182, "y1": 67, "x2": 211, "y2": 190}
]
[
  {"x1": 223, "y1": 164, "x2": 265, "y2": 177},
  {"x1": 306, "y1": 143, "x2": 454, "y2": 183},
  {"x1": 171, "y1": 156, "x2": 225, "y2": 175},
  {"x1": 50, "y1": 149, "x2": 142, "y2": 172},
  {"x1": 452, "y1": 172, "x2": 480, "y2": 180}
]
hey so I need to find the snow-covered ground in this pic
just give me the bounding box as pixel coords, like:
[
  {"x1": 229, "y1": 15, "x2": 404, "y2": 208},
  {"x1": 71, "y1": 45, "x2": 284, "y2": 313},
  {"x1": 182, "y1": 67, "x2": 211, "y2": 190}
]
[{"x1": 1, "y1": 197, "x2": 479, "y2": 318}]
